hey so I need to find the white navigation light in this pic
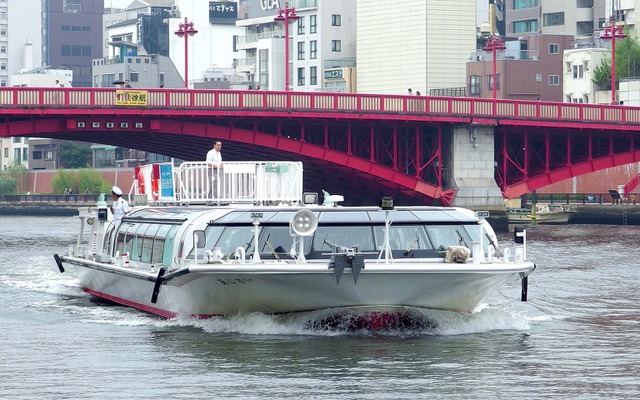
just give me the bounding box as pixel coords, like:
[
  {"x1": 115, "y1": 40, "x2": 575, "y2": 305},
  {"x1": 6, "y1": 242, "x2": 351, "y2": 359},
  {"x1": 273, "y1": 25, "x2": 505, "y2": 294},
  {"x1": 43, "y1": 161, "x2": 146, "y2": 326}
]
[
  {"x1": 380, "y1": 196, "x2": 394, "y2": 210},
  {"x1": 290, "y1": 209, "x2": 318, "y2": 236},
  {"x1": 303, "y1": 192, "x2": 318, "y2": 205}
]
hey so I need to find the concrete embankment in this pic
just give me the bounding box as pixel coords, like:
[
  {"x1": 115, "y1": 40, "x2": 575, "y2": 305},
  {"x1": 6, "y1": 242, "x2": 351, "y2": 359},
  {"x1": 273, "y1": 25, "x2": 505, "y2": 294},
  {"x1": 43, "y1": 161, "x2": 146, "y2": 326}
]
[
  {"x1": 568, "y1": 204, "x2": 640, "y2": 225},
  {"x1": 0, "y1": 203, "x2": 86, "y2": 217}
]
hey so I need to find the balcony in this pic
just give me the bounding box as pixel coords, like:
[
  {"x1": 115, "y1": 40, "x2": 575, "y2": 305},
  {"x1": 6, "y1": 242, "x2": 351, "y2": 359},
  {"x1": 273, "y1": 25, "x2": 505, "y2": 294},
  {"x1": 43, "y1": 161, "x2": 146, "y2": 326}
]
[
  {"x1": 323, "y1": 58, "x2": 356, "y2": 69},
  {"x1": 236, "y1": 57, "x2": 257, "y2": 73},
  {"x1": 237, "y1": 31, "x2": 282, "y2": 50},
  {"x1": 290, "y1": 0, "x2": 318, "y2": 8},
  {"x1": 469, "y1": 49, "x2": 541, "y2": 62}
]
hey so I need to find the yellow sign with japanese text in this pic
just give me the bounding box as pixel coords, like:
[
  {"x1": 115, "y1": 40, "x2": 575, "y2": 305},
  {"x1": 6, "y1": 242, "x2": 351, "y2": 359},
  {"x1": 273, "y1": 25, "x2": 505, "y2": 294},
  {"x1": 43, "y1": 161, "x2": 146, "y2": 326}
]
[{"x1": 115, "y1": 90, "x2": 148, "y2": 106}]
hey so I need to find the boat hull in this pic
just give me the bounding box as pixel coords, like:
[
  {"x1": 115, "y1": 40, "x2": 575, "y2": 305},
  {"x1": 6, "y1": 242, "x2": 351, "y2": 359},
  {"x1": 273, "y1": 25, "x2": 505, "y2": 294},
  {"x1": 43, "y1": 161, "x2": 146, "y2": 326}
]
[{"x1": 64, "y1": 257, "x2": 534, "y2": 317}]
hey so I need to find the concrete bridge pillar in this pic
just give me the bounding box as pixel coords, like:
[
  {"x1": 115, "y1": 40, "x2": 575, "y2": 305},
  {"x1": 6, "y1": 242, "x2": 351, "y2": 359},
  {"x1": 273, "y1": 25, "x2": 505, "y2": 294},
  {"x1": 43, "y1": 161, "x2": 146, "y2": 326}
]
[{"x1": 448, "y1": 125, "x2": 504, "y2": 210}]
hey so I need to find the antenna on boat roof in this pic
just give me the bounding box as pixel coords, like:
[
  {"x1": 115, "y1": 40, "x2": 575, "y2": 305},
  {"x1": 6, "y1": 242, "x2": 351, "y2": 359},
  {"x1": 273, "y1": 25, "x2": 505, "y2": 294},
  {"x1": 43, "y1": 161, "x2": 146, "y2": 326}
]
[
  {"x1": 378, "y1": 197, "x2": 395, "y2": 263},
  {"x1": 251, "y1": 212, "x2": 263, "y2": 262},
  {"x1": 322, "y1": 190, "x2": 344, "y2": 207}
]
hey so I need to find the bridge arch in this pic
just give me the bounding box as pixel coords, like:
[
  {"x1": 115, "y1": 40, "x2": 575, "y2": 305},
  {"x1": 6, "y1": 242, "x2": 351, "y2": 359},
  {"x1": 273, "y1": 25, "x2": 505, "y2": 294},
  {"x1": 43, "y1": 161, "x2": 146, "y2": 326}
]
[
  {"x1": 5, "y1": 115, "x2": 453, "y2": 205},
  {"x1": 496, "y1": 126, "x2": 640, "y2": 198}
]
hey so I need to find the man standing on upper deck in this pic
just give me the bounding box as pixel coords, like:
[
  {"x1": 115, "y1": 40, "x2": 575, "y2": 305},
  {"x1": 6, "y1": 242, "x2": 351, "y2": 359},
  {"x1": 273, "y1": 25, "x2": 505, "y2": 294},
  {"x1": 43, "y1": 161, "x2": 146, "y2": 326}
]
[
  {"x1": 206, "y1": 141, "x2": 223, "y2": 204},
  {"x1": 110, "y1": 186, "x2": 129, "y2": 227}
]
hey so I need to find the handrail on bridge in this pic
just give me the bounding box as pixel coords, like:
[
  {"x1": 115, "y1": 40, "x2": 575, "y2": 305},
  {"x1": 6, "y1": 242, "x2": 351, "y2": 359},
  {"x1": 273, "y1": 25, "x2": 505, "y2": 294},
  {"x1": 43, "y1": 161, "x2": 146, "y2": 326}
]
[{"x1": 0, "y1": 87, "x2": 638, "y2": 127}]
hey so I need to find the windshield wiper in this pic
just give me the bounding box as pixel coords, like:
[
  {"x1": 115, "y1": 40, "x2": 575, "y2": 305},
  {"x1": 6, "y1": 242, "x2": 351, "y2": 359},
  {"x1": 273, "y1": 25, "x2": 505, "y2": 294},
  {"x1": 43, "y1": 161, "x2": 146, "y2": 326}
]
[
  {"x1": 457, "y1": 231, "x2": 468, "y2": 248},
  {"x1": 244, "y1": 236, "x2": 254, "y2": 252},
  {"x1": 322, "y1": 234, "x2": 337, "y2": 251},
  {"x1": 263, "y1": 238, "x2": 280, "y2": 261},
  {"x1": 404, "y1": 236, "x2": 419, "y2": 256}
]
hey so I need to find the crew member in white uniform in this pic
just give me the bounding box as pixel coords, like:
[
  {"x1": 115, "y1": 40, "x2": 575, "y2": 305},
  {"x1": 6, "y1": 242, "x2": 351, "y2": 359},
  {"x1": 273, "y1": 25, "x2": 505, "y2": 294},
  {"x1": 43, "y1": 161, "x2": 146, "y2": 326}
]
[
  {"x1": 110, "y1": 186, "x2": 129, "y2": 228},
  {"x1": 205, "y1": 141, "x2": 223, "y2": 204}
]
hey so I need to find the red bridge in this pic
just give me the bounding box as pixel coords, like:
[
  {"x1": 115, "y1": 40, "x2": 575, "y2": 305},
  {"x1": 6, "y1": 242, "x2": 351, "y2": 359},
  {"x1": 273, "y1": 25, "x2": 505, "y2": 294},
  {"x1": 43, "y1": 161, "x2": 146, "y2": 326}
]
[{"x1": 1, "y1": 87, "x2": 640, "y2": 206}]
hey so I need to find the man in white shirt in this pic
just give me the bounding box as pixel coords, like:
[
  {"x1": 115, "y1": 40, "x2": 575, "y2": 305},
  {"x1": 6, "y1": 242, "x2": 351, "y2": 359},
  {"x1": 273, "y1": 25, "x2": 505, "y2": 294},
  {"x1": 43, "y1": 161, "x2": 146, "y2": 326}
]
[
  {"x1": 110, "y1": 186, "x2": 129, "y2": 227},
  {"x1": 205, "y1": 141, "x2": 223, "y2": 204}
]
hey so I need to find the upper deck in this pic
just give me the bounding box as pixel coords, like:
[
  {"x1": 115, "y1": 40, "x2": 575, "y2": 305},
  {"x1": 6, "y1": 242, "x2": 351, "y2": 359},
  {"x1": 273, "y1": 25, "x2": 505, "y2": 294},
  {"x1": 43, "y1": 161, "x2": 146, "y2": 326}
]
[{"x1": 133, "y1": 161, "x2": 304, "y2": 206}]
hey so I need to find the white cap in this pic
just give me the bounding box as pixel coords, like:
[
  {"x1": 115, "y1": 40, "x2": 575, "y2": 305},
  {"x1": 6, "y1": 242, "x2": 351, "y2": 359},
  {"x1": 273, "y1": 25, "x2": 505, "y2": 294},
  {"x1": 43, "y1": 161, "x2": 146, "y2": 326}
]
[{"x1": 112, "y1": 186, "x2": 122, "y2": 195}]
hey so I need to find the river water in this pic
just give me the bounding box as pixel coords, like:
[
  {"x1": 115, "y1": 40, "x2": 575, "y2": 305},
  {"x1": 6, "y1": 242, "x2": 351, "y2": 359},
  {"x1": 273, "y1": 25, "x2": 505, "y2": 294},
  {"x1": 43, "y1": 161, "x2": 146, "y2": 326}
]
[{"x1": 1, "y1": 216, "x2": 639, "y2": 399}]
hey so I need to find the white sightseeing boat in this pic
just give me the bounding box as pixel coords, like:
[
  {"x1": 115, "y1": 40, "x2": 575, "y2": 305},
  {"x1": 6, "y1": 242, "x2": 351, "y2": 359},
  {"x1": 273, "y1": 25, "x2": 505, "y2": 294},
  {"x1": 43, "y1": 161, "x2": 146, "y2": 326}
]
[{"x1": 54, "y1": 161, "x2": 536, "y2": 323}]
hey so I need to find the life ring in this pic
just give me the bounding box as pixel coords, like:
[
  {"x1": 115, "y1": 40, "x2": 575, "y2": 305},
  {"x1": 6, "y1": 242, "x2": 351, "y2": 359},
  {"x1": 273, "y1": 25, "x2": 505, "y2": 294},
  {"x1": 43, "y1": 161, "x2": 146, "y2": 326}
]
[
  {"x1": 138, "y1": 170, "x2": 146, "y2": 195},
  {"x1": 151, "y1": 179, "x2": 159, "y2": 200}
]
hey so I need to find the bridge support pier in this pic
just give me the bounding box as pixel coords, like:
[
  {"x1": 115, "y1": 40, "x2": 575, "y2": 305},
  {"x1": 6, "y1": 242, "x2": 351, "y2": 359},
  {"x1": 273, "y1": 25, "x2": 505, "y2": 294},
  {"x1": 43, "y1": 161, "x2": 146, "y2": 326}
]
[{"x1": 448, "y1": 125, "x2": 504, "y2": 210}]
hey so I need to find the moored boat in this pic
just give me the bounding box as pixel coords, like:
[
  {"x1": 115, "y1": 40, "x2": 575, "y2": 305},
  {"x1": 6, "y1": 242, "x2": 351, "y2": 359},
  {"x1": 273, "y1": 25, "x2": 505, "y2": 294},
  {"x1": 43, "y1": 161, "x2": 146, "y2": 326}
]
[
  {"x1": 507, "y1": 203, "x2": 576, "y2": 224},
  {"x1": 54, "y1": 161, "x2": 536, "y2": 322}
]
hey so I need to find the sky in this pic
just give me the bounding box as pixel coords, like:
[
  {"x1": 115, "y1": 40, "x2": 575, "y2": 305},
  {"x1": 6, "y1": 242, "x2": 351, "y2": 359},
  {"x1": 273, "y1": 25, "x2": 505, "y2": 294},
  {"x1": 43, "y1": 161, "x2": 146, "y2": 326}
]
[
  {"x1": 106, "y1": 0, "x2": 491, "y2": 25},
  {"x1": 477, "y1": 0, "x2": 489, "y2": 25}
]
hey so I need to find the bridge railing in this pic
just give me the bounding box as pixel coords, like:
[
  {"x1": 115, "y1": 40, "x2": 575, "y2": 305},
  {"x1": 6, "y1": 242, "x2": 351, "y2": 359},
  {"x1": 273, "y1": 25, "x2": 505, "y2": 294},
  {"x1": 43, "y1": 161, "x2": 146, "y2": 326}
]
[{"x1": 1, "y1": 87, "x2": 640, "y2": 126}]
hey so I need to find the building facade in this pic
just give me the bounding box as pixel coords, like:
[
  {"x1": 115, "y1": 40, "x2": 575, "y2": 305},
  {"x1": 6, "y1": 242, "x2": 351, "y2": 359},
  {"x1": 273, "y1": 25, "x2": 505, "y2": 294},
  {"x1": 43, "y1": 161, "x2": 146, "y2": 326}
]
[
  {"x1": 563, "y1": 47, "x2": 609, "y2": 104},
  {"x1": 1, "y1": 137, "x2": 27, "y2": 171},
  {"x1": 467, "y1": 34, "x2": 573, "y2": 101},
  {"x1": 236, "y1": 0, "x2": 356, "y2": 91},
  {"x1": 168, "y1": 0, "x2": 242, "y2": 88},
  {"x1": 47, "y1": 0, "x2": 105, "y2": 87},
  {"x1": 504, "y1": 0, "x2": 639, "y2": 39},
  {"x1": 28, "y1": 138, "x2": 58, "y2": 170},
  {"x1": 102, "y1": 6, "x2": 126, "y2": 58},
  {"x1": 356, "y1": 0, "x2": 476, "y2": 95}
]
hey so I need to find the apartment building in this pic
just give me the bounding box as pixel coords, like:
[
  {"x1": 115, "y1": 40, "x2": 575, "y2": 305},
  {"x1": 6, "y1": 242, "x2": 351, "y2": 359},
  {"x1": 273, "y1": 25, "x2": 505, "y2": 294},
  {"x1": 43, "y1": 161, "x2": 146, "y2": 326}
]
[
  {"x1": 467, "y1": 33, "x2": 573, "y2": 101},
  {"x1": 236, "y1": 0, "x2": 356, "y2": 91},
  {"x1": 504, "y1": 0, "x2": 640, "y2": 39},
  {"x1": 563, "y1": 47, "x2": 609, "y2": 104},
  {"x1": 506, "y1": 0, "x2": 594, "y2": 37}
]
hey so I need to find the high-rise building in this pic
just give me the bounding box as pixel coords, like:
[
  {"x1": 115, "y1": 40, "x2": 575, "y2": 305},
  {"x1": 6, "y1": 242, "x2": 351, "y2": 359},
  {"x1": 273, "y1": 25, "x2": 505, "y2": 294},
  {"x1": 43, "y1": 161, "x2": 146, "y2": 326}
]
[
  {"x1": 47, "y1": 0, "x2": 105, "y2": 87},
  {"x1": 356, "y1": 0, "x2": 476, "y2": 95}
]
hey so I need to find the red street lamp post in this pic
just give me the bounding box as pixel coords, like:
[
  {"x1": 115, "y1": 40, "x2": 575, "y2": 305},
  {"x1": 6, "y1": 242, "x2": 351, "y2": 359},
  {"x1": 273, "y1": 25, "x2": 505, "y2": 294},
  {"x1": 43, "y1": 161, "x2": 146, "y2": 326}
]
[
  {"x1": 174, "y1": 17, "x2": 198, "y2": 89},
  {"x1": 601, "y1": 25, "x2": 627, "y2": 105},
  {"x1": 274, "y1": 2, "x2": 299, "y2": 91},
  {"x1": 483, "y1": 36, "x2": 506, "y2": 99}
]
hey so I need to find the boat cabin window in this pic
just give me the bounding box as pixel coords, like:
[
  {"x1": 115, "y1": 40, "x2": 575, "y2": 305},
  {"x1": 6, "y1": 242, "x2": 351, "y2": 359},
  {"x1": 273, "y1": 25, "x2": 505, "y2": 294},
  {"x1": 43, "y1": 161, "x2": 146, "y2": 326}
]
[
  {"x1": 312, "y1": 226, "x2": 375, "y2": 252},
  {"x1": 195, "y1": 225, "x2": 311, "y2": 260},
  {"x1": 114, "y1": 221, "x2": 179, "y2": 266},
  {"x1": 195, "y1": 222, "x2": 477, "y2": 260},
  {"x1": 373, "y1": 225, "x2": 434, "y2": 252},
  {"x1": 462, "y1": 224, "x2": 498, "y2": 255},
  {"x1": 426, "y1": 225, "x2": 471, "y2": 252}
]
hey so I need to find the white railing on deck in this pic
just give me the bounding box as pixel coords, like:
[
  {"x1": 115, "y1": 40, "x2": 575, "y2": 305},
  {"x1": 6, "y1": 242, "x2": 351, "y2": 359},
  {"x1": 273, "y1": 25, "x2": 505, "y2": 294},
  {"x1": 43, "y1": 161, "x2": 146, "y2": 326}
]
[{"x1": 174, "y1": 161, "x2": 303, "y2": 205}]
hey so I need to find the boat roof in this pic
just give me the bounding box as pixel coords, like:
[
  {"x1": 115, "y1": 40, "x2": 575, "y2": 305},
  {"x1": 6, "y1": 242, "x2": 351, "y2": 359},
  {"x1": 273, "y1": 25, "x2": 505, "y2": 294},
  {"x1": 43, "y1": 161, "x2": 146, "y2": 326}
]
[{"x1": 125, "y1": 206, "x2": 480, "y2": 225}]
